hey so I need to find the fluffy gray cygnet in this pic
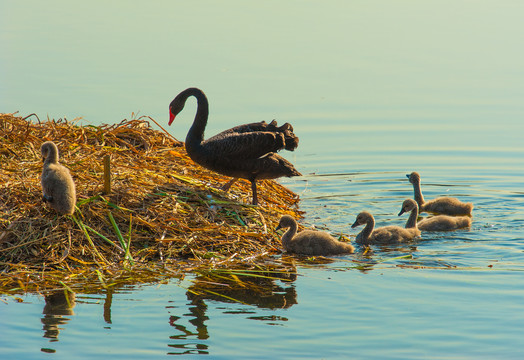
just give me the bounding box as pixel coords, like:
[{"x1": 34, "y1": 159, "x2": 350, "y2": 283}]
[
  {"x1": 406, "y1": 171, "x2": 473, "y2": 216},
  {"x1": 41, "y1": 141, "x2": 76, "y2": 215},
  {"x1": 400, "y1": 198, "x2": 472, "y2": 231},
  {"x1": 351, "y1": 210, "x2": 420, "y2": 245},
  {"x1": 276, "y1": 215, "x2": 354, "y2": 255}
]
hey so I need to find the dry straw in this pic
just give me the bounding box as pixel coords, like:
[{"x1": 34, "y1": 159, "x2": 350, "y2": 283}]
[{"x1": 0, "y1": 113, "x2": 303, "y2": 293}]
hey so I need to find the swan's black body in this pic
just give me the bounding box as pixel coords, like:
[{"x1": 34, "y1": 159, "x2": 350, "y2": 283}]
[{"x1": 169, "y1": 88, "x2": 301, "y2": 205}]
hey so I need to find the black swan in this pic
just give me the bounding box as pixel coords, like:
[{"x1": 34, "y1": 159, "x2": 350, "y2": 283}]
[
  {"x1": 276, "y1": 215, "x2": 354, "y2": 255},
  {"x1": 400, "y1": 198, "x2": 472, "y2": 231},
  {"x1": 169, "y1": 88, "x2": 301, "y2": 205},
  {"x1": 406, "y1": 171, "x2": 473, "y2": 216},
  {"x1": 41, "y1": 141, "x2": 76, "y2": 215},
  {"x1": 351, "y1": 211, "x2": 420, "y2": 245}
]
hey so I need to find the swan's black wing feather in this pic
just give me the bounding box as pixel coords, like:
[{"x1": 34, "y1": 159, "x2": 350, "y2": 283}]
[
  {"x1": 203, "y1": 131, "x2": 286, "y2": 160},
  {"x1": 207, "y1": 120, "x2": 299, "y2": 152}
]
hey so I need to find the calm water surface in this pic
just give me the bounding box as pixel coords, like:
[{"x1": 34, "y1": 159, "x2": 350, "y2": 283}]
[{"x1": 2, "y1": 1, "x2": 524, "y2": 359}]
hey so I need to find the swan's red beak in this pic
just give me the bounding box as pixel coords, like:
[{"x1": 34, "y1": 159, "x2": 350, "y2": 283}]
[{"x1": 168, "y1": 109, "x2": 175, "y2": 126}]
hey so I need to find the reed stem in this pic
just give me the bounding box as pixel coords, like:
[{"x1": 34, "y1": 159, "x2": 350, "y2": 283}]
[{"x1": 103, "y1": 155, "x2": 111, "y2": 194}]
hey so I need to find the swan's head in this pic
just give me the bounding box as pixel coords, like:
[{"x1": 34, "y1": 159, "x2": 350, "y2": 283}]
[
  {"x1": 276, "y1": 215, "x2": 296, "y2": 231},
  {"x1": 406, "y1": 171, "x2": 421, "y2": 184},
  {"x1": 351, "y1": 211, "x2": 373, "y2": 228},
  {"x1": 398, "y1": 199, "x2": 418, "y2": 216},
  {"x1": 169, "y1": 88, "x2": 206, "y2": 126},
  {"x1": 169, "y1": 97, "x2": 186, "y2": 126},
  {"x1": 40, "y1": 141, "x2": 59, "y2": 163}
]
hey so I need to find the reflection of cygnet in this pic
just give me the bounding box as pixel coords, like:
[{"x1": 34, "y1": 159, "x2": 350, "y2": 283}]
[
  {"x1": 276, "y1": 215, "x2": 354, "y2": 255},
  {"x1": 407, "y1": 171, "x2": 473, "y2": 216},
  {"x1": 43, "y1": 290, "x2": 76, "y2": 316},
  {"x1": 351, "y1": 211, "x2": 420, "y2": 245},
  {"x1": 41, "y1": 141, "x2": 76, "y2": 215},
  {"x1": 42, "y1": 290, "x2": 76, "y2": 341}
]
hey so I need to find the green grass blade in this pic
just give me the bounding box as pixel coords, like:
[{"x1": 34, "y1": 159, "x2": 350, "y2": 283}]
[
  {"x1": 76, "y1": 195, "x2": 101, "y2": 207},
  {"x1": 199, "y1": 288, "x2": 249, "y2": 305},
  {"x1": 71, "y1": 214, "x2": 106, "y2": 264},
  {"x1": 81, "y1": 223, "x2": 124, "y2": 252},
  {"x1": 124, "y1": 214, "x2": 134, "y2": 266},
  {"x1": 108, "y1": 211, "x2": 126, "y2": 249},
  {"x1": 377, "y1": 254, "x2": 413, "y2": 263}
]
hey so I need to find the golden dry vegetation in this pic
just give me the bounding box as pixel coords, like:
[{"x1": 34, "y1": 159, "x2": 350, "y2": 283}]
[{"x1": 0, "y1": 113, "x2": 303, "y2": 293}]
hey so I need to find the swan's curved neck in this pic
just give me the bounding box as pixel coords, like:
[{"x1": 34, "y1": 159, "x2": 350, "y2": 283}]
[
  {"x1": 412, "y1": 180, "x2": 425, "y2": 207},
  {"x1": 405, "y1": 207, "x2": 419, "y2": 229},
  {"x1": 184, "y1": 88, "x2": 209, "y2": 149},
  {"x1": 360, "y1": 217, "x2": 375, "y2": 242},
  {"x1": 282, "y1": 222, "x2": 298, "y2": 249}
]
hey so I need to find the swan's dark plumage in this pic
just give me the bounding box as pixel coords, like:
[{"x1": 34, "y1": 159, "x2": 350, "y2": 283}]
[
  {"x1": 41, "y1": 141, "x2": 76, "y2": 215},
  {"x1": 169, "y1": 88, "x2": 301, "y2": 205}
]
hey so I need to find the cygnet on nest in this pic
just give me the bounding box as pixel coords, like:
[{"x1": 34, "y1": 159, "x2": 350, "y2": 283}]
[{"x1": 41, "y1": 141, "x2": 76, "y2": 215}]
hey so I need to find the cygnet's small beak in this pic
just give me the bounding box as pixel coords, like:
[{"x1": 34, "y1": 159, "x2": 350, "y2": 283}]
[
  {"x1": 398, "y1": 209, "x2": 406, "y2": 216},
  {"x1": 351, "y1": 220, "x2": 359, "y2": 228},
  {"x1": 405, "y1": 174, "x2": 410, "y2": 179},
  {"x1": 275, "y1": 224, "x2": 282, "y2": 231}
]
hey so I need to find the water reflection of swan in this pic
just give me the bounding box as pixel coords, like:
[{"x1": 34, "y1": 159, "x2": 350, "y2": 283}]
[
  {"x1": 187, "y1": 268, "x2": 297, "y2": 309},
  {"x1": 406, "y1": 171, "x2": 473, "y2": 216},
  {"x1": 276, "y1": 215, "x2": 354, "y2": 255},
  {"x1": 351, "y1": 211, "x2": 420, "y2": 245},
  {"x1": 401, "y1": 198, "x2": 472, "y2": 231},
  {"x1": 167, "y1": 297, "x2": 210, "y2": 356},
  {"x1": 41, "y1": 290, "x2": 76, "y2": 341},
  {"x1": 167, "y1": 267, "x2": 297, "y2": 355}
]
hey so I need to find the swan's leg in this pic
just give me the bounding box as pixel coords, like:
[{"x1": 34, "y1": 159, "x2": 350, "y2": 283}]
[
  {"x1": 221, "y1": 177, "x2": 238, "y2": 192},
  {"x1": 251, "y1": 181, "x2": 258, "y2": 205}
]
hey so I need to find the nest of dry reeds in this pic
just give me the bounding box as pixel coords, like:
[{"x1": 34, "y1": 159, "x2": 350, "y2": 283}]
[{"x1": 0, "y1": 113, "x2": 302, "y2": 292}]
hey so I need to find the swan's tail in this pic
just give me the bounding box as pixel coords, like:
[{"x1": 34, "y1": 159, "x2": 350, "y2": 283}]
[{"x1": 267, "y1": 120, "x2": 299, "y2": 151}]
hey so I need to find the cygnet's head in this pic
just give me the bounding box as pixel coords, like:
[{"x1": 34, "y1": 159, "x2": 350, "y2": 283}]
[
  {"x1": 41, "y1": 141, "x2": 59, "y2": 163},
  {"x1": 406, "y1": 171, "x2": 421, "y2": 184},
  {"x1": 398, "y1": 199, "x2": 418, "y2": 216},
  {"x1": 351, "y1": 211, "x2": 372, "y2": 228},
  {"x1": 276, "y1": 215, "x2": 296, "y2": 231}
]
